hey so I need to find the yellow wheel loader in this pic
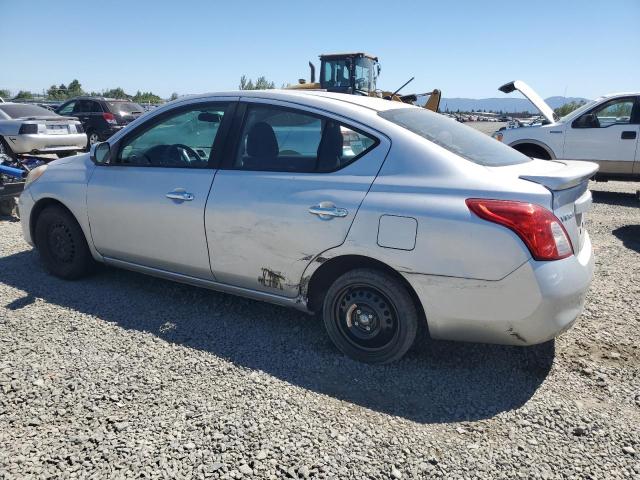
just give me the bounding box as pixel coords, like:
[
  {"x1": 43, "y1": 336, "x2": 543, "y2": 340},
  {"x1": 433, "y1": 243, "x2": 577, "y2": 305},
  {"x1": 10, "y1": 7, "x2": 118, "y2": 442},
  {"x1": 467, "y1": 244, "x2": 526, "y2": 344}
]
[{"x1": 287, "y1": 52, "x2": 441, "y2": 112}]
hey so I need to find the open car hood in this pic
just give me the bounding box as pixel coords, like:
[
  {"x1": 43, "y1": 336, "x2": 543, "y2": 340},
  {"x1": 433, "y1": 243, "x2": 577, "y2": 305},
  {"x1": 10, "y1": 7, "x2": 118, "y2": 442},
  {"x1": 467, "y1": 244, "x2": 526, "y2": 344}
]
[{"x1": 499, "y1": 80, "x2": 557, "y2": 124}]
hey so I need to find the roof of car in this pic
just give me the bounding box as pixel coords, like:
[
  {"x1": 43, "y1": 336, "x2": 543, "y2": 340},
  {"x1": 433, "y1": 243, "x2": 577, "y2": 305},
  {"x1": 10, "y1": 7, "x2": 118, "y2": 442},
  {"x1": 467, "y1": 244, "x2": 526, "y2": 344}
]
[
  {"x1": 177, "y1": 89, "x2": 415, "y2": 113},
  {"x1": 599, "y1": 92, "x2": 640, "y2": 98}
]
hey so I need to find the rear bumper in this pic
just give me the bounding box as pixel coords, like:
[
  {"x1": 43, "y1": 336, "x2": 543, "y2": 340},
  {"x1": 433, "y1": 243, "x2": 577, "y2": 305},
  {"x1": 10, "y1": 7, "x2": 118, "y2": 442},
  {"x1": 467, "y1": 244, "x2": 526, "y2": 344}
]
[
  {"x1": 405, "y1": 232, "x2": 594, "y2": 346},
  {"x1": 6, "y1": 134, "x2": 87, "y2": 154}
]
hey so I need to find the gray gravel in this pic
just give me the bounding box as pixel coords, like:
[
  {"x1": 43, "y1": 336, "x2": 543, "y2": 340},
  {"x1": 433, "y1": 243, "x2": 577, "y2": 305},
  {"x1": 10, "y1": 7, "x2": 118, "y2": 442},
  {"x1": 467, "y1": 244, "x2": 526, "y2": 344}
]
[{"x1": 1, "y1": 180, "x2": 639, "y2": 479}]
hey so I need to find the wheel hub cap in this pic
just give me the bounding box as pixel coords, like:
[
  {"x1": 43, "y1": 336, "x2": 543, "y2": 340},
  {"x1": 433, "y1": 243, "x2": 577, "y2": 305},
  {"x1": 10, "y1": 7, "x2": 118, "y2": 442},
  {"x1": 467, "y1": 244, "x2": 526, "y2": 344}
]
[{"x1": 335, "y1": 285, "x2": 399, "y2": 351}]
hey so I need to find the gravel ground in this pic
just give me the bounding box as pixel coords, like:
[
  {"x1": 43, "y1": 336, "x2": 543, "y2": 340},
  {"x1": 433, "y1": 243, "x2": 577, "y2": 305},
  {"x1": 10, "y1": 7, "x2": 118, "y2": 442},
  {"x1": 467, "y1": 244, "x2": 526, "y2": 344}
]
[{"x1": 1, "y1": 180, "x2": 639, "y2": 479}]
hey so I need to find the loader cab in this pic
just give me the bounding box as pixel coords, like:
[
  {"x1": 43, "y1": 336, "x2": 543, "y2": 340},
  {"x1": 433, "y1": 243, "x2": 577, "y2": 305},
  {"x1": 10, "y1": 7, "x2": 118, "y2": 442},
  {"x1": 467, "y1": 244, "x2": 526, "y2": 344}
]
[{"x1": 319, "y1": 53, "x2": 379, "y2": 95}]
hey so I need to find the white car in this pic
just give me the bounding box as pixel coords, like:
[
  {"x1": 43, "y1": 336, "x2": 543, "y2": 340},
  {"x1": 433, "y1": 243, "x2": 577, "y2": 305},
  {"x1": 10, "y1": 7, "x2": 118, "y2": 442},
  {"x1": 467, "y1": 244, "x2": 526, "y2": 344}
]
[
  {"x1": 19, "y1": 90, "x2": 597, "y2": 363},
  {"x1": 494, "y1": 81, "x2": 639, "y2": 180}
]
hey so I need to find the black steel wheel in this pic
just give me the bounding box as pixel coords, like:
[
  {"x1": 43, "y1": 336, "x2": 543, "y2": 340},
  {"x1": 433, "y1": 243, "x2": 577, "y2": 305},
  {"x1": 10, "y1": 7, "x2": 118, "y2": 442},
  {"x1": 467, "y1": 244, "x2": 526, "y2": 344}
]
[
  {"x1": 323, "y1": 268, "x2": 418, "y2": 364},
  {"x1": 35, "y1": 205, "x2": 94, "y2": 279}
]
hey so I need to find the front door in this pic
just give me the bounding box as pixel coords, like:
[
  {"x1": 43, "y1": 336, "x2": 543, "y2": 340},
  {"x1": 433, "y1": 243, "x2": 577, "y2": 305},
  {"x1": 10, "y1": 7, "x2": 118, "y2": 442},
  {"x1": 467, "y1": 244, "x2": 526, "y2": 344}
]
[
  {"x1": 563, "y1": 96, "x2": 639, "y2": 174},
  {"x1": 205, "y1": 100, "x2": 389, "y2": 297},
  {"x1": 87, "y1": 100, "x2": 235, "y2": 279}
]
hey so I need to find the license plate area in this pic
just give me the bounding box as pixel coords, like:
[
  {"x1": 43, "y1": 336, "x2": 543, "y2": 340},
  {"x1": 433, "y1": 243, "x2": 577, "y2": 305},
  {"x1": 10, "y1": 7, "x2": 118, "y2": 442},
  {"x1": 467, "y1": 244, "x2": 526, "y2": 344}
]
[{"x1": 47, "y1": 124, "x2": 68, "y2": 134}]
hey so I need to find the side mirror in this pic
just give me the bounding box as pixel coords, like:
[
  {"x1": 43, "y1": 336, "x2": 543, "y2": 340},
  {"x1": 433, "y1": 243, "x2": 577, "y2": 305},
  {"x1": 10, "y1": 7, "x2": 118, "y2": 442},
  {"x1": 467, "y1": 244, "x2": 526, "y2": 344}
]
[
  {"x1": 91, "y1": 142, "x2": 111, "y2": 164},
  {"x1": 573, "y1": 113, "x2": 598, "y2": 129}
]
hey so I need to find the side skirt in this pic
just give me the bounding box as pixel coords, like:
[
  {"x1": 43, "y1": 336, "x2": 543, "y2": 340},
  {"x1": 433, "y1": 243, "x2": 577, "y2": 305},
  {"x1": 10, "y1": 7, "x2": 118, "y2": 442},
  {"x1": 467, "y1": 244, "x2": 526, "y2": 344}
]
[{"x1": 103, "y1": 257, "x2": 312, "y2": 313}]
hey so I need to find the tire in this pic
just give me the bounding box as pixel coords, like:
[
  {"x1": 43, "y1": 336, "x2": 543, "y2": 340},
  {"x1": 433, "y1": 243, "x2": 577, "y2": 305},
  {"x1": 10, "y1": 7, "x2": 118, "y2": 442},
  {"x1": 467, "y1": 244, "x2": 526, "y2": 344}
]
[
  {"x1": 0, "y1": 136, "x2": 16, "y2": 160},
  {"x1": 514, "y1": 145, "x2": 551, "y2": 160},
  {"x1": 34, "y1": 205, "x2": 94, "y2": 279},
  {"x1": 0, "y1": 198, "x2": 16, "y2": 216},
  {"x1": 86, "y1": 131, "x2": 100, "y2": 151},
  {"x1": 322, "y1": 268, "x2": 418, "y2": 364}
]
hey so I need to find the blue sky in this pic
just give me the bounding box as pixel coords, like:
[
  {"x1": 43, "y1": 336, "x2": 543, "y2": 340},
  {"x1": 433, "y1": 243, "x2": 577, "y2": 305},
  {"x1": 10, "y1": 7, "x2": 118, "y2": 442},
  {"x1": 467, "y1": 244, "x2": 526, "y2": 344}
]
[{"x1": 1, "y1": 0, "x2": 638, "y2": 100}]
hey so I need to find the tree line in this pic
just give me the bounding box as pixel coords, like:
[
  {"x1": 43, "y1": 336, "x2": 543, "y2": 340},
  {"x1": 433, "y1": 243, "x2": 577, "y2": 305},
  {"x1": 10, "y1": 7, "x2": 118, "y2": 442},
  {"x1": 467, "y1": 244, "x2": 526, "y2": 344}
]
[{"x1": 0, "y1": 80, "x2": 179, "y2": 104}]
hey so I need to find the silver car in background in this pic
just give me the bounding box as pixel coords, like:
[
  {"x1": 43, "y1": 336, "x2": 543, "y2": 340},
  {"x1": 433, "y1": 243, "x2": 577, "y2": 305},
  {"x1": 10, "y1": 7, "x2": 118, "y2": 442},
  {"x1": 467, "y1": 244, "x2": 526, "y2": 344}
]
[
  {"x1": 18, "y1": 91, "x2": 597, "y2": 363},
  {"x1": 0, "y1": 103, "x2": 86, "y2": 158}
]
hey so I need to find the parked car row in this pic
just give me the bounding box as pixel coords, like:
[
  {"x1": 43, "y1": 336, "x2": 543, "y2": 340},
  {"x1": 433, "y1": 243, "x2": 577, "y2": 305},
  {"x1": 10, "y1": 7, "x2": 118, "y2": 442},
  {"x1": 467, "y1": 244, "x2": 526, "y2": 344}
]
[{"x1": 441, "y1": 113, "x2": 503, "y2": 123}]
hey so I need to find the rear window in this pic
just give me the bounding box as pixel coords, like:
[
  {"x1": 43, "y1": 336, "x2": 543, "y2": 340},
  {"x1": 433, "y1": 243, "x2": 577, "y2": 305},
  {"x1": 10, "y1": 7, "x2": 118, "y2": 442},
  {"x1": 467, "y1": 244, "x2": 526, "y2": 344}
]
[
  {"x1": 0, "y1": 104, "x2": 56, "y2": 119},
  {"x1": 107, "y1": 102, "x2": 144, "y2": 114},
  {"x1": 379, "y1": 108, "x2": 531, "y2": 166}
]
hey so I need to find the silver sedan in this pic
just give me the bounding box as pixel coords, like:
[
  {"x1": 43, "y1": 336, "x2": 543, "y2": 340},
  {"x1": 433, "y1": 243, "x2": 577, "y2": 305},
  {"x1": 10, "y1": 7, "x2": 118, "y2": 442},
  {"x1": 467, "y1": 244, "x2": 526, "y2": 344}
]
[
  {"x1": 0, "y1": 102, "x2": 86, "y2": 158},
  {"x1": 18, "y1": 91, "x2": 597, "y2": 363}
]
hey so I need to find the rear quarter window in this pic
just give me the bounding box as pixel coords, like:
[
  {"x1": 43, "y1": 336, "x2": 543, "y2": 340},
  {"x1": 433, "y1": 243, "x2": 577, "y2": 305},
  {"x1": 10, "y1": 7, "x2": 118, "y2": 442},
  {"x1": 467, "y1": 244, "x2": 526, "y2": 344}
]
[{"x1": 379, "y1": 108, "x2": 531, "y2": 166}]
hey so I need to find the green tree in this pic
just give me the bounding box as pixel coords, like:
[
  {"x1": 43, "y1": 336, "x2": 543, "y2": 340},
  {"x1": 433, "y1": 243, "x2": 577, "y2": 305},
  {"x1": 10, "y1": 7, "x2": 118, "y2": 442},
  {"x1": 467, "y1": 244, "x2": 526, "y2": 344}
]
[
  {"x1": 169, "y1": 92, "x2": 179, "y2": 101},
  {"x1": 103, "y1": 87, "x2": 130, "y2": 99},
  {"x1": 47, "y1": 84, "x2": 66, "y2": 100},
  {"x1": 13, "y1": 90, "x2": 34, "y2": 100},
  {"x1": 132, "y1": 90, "x2": 162, "y2": 104},
  {"x1": 239, "y1": 75, "x2": 275, "y2": 90},
  {"x1": 554, "y1": 100, "x2": 586, "y2": 118},
  {"x1": 0, "y1": 89, "x2": 10, "y2": 99},
  {"x1": 67, "y1": 79, "x2": 84, "y2": 97}
]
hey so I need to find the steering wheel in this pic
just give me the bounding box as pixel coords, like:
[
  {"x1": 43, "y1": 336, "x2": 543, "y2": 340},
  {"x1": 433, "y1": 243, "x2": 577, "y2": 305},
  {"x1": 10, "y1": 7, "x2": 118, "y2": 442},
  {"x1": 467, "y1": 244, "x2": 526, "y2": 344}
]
[{"x1": 171, "y1": 144, "x2": 200, "y2": 163}]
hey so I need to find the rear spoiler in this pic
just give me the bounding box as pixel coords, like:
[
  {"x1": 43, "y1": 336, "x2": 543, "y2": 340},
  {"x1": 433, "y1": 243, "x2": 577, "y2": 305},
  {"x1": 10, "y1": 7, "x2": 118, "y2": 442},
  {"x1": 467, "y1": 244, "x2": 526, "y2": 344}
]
[{"x1": 519, "y1": 160, "x2": 599, "y2": 191}]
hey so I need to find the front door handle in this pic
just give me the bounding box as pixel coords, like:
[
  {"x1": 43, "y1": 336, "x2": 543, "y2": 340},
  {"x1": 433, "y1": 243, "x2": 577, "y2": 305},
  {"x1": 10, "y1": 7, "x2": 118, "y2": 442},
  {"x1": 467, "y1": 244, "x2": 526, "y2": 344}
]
[
  {"x1": 621, "y1": 131, "x2": 637, "y2": 140},
  {"x1": 166, "y1": 189, "x2": 194, "y2": 202},
  {"x1": 309, "y1": 203, "x2": 348, "y2": 220}
]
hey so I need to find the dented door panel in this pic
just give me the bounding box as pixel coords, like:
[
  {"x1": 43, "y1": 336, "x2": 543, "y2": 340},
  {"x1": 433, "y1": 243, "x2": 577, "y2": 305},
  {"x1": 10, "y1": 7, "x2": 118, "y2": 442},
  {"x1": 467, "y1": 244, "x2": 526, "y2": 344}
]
[{"x1": 205, "y1": 138, "x2": 391, "y2": 297}]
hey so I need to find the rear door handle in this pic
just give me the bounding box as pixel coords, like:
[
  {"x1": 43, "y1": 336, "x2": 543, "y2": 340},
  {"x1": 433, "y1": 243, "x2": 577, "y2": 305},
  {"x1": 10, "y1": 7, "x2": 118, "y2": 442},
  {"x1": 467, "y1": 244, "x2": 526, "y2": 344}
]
[
  {"x1": 309, "y1": 203, "x2": 348, "y2": 220},
  {"x1": 166, "y1": 189, "x2": 194, "y2": 202},
  {"x1": 621, "y1": 131, "x2": 637, "y2": 140}
]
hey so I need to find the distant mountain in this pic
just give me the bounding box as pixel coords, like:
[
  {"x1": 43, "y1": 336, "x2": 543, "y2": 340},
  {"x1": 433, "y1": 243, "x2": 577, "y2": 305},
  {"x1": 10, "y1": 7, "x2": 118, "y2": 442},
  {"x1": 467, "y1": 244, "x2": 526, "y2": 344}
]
[{"x1": 436, "y1": 96, "x2": 590, "y2": 113}]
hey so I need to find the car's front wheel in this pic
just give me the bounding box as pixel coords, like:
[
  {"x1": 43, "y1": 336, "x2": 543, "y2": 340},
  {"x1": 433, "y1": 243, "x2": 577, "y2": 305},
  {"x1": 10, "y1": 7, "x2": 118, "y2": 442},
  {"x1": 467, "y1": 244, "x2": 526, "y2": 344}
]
[
  {"x1": 322, "y1": 268, "x2": 418, "y2": 364},
  {"x1": 34, "y1": 205, "x2": 94, "y2": 279}
]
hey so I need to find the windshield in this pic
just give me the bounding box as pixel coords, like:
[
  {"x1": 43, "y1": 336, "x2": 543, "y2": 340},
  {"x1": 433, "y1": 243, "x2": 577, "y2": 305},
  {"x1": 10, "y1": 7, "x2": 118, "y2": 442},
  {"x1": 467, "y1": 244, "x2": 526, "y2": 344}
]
[
  {"x1": 560, "y1": 98, "x2": 599, "y2": 122},
  {"x1": 322, "y1": 59, "x2": 351, "y2": 90},
  {"x1": 354, "y1": 57, "x2": 375, "y2": 93},
  {"x1": 379, "y1": 108, "x2": 531, "y2": 166},
  {"x1": 108, "y1": 102, "x2": 144, "y2": 114},
  {"x1": 0, "y1": 104, "x2": 57, "y2": 118}
]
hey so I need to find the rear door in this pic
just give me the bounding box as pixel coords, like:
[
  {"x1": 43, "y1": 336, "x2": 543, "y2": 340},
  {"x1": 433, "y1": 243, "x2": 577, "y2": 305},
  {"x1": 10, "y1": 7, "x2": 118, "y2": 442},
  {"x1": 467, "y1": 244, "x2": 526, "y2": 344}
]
[
  {"x1": 87, "y1": 100, "x2": 236, "y2": 279},
  {"x1": 205, "y1": 99, "x2": 389, "y2": 297},
  {"x1": 563, "y1": 96, "x2": 639, "y2": 174}
]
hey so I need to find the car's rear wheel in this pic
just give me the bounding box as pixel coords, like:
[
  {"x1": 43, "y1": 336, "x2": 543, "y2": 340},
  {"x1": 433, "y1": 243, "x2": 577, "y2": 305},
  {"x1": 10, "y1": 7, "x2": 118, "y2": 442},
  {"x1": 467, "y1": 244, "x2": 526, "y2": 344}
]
[
  {"x1": 34, "y1": 205, "x2": 94, "y2": 279},
  {"x1": 86, "y1": 131, "x2": 100, "y2": 150},
  {"x1": 322, "y1": 268, "x2": 418, "y2": 364},
  {"x1": 0, "y1": 136, "x2": 16, "y2": 160}
]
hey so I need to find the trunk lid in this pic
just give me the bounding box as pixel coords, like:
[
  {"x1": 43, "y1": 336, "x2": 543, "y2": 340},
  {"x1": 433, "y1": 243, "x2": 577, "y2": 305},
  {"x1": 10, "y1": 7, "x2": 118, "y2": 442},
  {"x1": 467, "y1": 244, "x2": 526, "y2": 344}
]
[
  {"x1": 489, "y1": 159, "x2": 599, "y2": 253},
  {"x1": 498, "y1": 80, "x2": 558, "y2": 124}
]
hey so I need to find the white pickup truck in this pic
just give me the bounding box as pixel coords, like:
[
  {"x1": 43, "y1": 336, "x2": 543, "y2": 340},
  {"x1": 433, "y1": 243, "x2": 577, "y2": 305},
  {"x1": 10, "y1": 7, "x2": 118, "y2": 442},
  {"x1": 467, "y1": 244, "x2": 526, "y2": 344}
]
[{"x1": 494, "y1": 80, "x2": 639, "y2": 181}]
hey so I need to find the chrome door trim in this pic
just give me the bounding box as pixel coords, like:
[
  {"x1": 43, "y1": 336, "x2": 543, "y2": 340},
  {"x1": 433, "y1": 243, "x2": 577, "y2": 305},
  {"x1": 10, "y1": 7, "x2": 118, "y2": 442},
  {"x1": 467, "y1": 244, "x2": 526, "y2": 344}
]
[{"x1": 103, "y1": 256, "x2": 312, "y2": 313}]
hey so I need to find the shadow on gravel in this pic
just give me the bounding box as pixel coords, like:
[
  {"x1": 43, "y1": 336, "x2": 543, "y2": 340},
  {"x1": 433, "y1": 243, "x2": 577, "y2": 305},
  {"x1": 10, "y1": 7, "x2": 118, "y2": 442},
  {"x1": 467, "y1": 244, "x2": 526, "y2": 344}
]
[
  {"x1": 591, "y1": 189, "x2": 639, "y2": 207},
  {"x1": 0, "y1": 250, "x2": 553, "y2": 424},
  {"x1": 612, "y1": 225, "x2": 640, "y2": 253}
]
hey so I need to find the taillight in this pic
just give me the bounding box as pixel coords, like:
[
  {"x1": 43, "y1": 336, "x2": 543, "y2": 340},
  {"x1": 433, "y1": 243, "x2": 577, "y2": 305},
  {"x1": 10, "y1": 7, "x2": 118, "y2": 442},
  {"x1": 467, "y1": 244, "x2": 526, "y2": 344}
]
[
  {"x1": 103, "y1": 112, "x2": 117, "y2": 124},
  {"x1": 466, "y1": 198, "x2": 573, "y2": 261},
  {"x1": 19, "y1": 123, "x2": 38, "y2": 134}
]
